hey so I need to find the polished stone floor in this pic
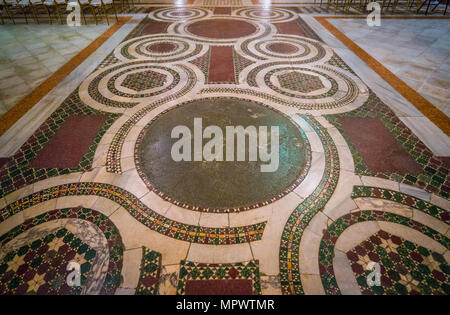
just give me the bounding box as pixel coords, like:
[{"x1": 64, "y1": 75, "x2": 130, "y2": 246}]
[
  {"x1": 0, "y1": 4, "x2": 448, "y2": 295},
  {"x1": 0, "y1": 24, "x2": 109, "y2": 116},
  {"x1": 330, "y1": 18, "x2": 450, "y2": 117}
]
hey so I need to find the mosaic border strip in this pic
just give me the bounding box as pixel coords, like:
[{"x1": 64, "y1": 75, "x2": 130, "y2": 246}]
[
  {"x1": 279, "y1": 115, "x2": 340, "y2": 295},
  {"x1": 318, "y1": 210, "x2": 450, "y2": 295},
  {"x1": 0, "y1": 182, "x2": 267, "y2": 245},
  {"x1": 135, "y1": 247, "x2": 162, "y2": 295},
  {"x1": 176, "y1": 260, "x2": 261, "y2": 295},
  {"x1": 0, "y1": 207, "x2": 124, "y2": 295},
  {"x1": 134, "y1": 96, "x2": 312, "y2": 214}
]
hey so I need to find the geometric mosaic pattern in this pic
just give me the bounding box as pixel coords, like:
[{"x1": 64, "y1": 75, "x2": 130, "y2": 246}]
[
  {"x1": 0, "y1": 208, "x2": 124, "y2": 295},
  {"x1": 347, "y1": 230, "x2": 449, "y2": 295},
  {"x1": 135, "y1": 248, "x2": 162, "y2": 295},
  {"x1": 0, "y1": 183, "x2": 267, "y2": 245},
  {"x1": 318, "y1": 210, "x2": 449, "y2": 295},
  {"x1": 176, "y1": 260, "x2": 261, "y2": 295},
  {"x1": 278, "y1": 71, "x2": 324, "y2": 93},
  {"x1": 0, "y1": 228, "x2": 96, "y2": 295},
  {"x1": 1, "y1": 5, "x2": 448, "y2": 296},
  {"x1": 122, "y1": 70, "x2": 167, "y2": 92}
]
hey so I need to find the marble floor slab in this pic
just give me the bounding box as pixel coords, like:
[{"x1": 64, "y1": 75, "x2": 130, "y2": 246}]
[
  {"x1": 329, "y1": 18, "x2": 450, "y2": 117},
  {"x1": 0, "y1": 24, "x2": 109, "y2": 116}
]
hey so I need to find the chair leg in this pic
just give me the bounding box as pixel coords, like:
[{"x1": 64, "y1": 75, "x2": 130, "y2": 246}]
[
  {"x1": 43, "y1": 5, "x2": 53, "y2": 24},
  {"x1": 112, "y1": 4, "x2": 118, "y2": 22},
  {"x1": 56, "y1": 4, "x2": 64, "y2": 24},
  {"x1": 4, "y1": 6, "x2": 15, "y2": 24},
  {"x1": 392, "y1": 0, "x2": 398, "y2": 12},
  {"x1": 19, "y1": 5, "x2": 29, "y2": 24},
  {"x1": 91, "y1": 6, "x2": 98, "y2": 25},
  {"x1": 80, "y1": 6, "x2": 87, "y2": 25},
  {"x1": 102, "y1": 5, "x2": 109, "y2": 25},
  {"x1": 425, "y1": 0, "x2": 432, "y2": 14},
  {"x1": 30, "y1": 5, "x2": 40, "y2": 24},
  {"x1": 417, "y1": 0, "x2": 427, "y2": 13}
]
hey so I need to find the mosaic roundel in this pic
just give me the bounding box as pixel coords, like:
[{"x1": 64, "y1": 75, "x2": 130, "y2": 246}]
[
  {"x1": 133, "y1": 39, "x2": 187, "y2": 58},
  {"x1": 260, "y1": 65, "x2": 369, "y2": 110},
  {"x1": 247, "y1": 35, "x2": 330, "y2": 63},
  {"x1": 135, "y1": 98, "x2": 311, "y2": 213},
  {"x1": 114, "y1": 35, "x2": 202, "y2": 62},
  {"x1": 186, "y1": 18, "x2": 258, "y2": 40},
  {"x1": 79, "y1": 61, "x2": 190, "y2": 110},
  {"x1": 150, "y1": 7, "x2": 211, "y2": 22},
  {"x1": 234, "y1": 7, "x2": 297, "y2": 22}
]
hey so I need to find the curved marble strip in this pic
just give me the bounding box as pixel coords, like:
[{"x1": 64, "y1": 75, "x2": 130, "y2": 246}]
[
  {"x1": 352, "y1": 186, "x2": 449, "y2": 224},
  {"x1": 0, "y1": 183, "x2": 267, "y2": 246},
  {"x1": 149, "y1": 7, "x2": 213, "y2": 23},
  {"x1": 279, "y1": 114, "x2": 340, "y2": 295}
]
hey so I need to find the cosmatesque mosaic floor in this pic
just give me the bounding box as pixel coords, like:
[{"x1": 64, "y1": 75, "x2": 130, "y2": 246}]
[{"x1": 0, "y1": 5, "x2": 449, "y2": 295}]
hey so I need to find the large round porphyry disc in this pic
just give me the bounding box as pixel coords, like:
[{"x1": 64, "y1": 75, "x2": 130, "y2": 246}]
[{"x1": 135, "y1": 98, "x2": 311, "y2": 212}]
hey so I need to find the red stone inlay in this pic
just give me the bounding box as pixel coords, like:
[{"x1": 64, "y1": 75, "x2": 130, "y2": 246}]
[
  {"x1": 30, "y1": 115, "x2": 106, "y2": 169},
  {"x1": 338, "y1": 117, "x2": 423, "y2": 174},
  {"x1": 185, "y1": 279, "x2": 253, "y2": 295},
  {"x1": 267, "y1": 42, "x2": 299, "y2": 54},
  {"x1": 147, "y1": 42, "x2": 176, "y2": 53},
  {"x1": 208, "y1": 46, "x2": 235, "y2": 83},
  {"x1": 214, "y1": 7, "x2": 231, "y2": 15},
  {"x1": 140, "y1": 21, "x2": 171, "y2": 35},
  {"x1": 187, "y1": 19, "x2": 257, "y2": 39},
  {"x1": 274, "y1": 21, "x2": 307, "y2": 36}
]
